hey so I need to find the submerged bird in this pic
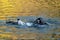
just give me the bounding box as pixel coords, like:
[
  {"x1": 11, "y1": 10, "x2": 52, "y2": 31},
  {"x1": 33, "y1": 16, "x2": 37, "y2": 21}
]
[{"x1": 6, "y1": 21, "x2": 18, "y2": 25}]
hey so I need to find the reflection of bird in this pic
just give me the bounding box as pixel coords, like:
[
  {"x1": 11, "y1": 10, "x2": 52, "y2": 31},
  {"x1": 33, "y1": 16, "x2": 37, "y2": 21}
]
[{"x1": 26, "y1": 22, "x2": 33, "y2": 26}]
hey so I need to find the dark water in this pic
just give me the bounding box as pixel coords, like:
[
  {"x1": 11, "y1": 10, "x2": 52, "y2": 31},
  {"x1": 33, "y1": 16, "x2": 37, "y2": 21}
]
[{"x1": 0, "y1": 16, "x2": 60, "y2": 34}]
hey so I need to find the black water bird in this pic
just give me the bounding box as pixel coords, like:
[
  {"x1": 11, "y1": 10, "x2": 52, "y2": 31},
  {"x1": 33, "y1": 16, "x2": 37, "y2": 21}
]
[{"x1": 34, "y1": 17, "x2": 48, "y2": 25}]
